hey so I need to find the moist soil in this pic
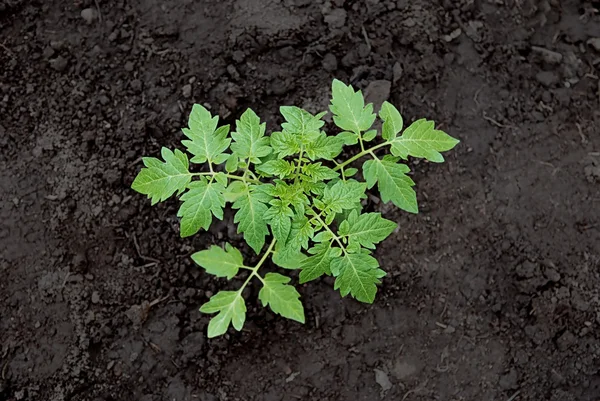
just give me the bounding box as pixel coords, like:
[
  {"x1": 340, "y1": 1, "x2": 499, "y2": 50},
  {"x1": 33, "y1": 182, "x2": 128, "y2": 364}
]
[{"x1": 1, "y1": 0, "x2": 600, "y2": 400}]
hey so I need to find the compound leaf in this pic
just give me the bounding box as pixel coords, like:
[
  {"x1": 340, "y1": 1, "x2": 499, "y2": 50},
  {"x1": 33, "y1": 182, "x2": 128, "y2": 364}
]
[
  {"x1": 338, "y1": 210, "x2": 397, "y2": 249},
  {"x1": 177, "y1": 179, "x2": 226, "y2": 237},
  {"x1": 280, "y1": 106, "x2": 325, "y2": 137},
  {"x1": 191, "y1": 243, "x2": 244, "y2": 279},
  {"x1": 231, "y1": 108, "x2": 272, "y2": 164},
  {"x1": 329, "y1": 79, "x2": 376, "y2": 134},
  {"x1": 232, "y1": 186, "x2": 271, "y2": 253},
  {"x1": 200, "y1": 291, "x2": 246, "y2": 338},
  {"x1": 180, "y1": 104, "x2": 231, "y2": 165},
  {"x1": 132, "y1": 148, "x2": 191, "y2": 205},
  {"x1": 363, "y1": 157, "x2": 418, "y2": 213},
  {"x1": 379, "y1": 101, "x2": 403, "y2": 141},
  {"x1": 319, "y1": 180, "x2": 366, "y2": 214},
  {"x1": 259, "y1": 273, "x2": 305, "y2": 323},
  {"x1": 264, "y1": 200, "x2": 294, "y2": 243},
  {"x1": 331, "y1": 253, "x2": 385, "y2": 303},
  {"x1": 389, "y1": 119, "x2": 459, "y2": 162}
]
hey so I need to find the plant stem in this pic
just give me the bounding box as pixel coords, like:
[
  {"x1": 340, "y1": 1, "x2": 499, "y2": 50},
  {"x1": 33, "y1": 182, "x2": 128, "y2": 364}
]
[
  {"x1": 192, "y1": 172, "x2": 260, "y2": 184},
  {"x1": 332, "y1": 141, "x2": 390, "y2": 172},
  {"x1": 237, "y1": 238, "x2": 277, "y2": 293},
  {"x1": 308, "y1": 207, "x2": 346, "y2": 254}
]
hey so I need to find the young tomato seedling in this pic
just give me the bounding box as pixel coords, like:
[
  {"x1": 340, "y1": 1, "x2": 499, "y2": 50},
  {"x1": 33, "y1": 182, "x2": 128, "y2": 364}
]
[{"x1": 131, "y1": 79, "x2": 459, "y2": 338}]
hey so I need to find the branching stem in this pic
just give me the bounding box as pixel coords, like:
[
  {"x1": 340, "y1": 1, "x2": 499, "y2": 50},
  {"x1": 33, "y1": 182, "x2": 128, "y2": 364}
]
[
  {"x1": 237, "y1": 238, "x2": 277, "y2": 293},
  {"x1": 333, "y1": 141, "x2": 390, "y2": 172}
]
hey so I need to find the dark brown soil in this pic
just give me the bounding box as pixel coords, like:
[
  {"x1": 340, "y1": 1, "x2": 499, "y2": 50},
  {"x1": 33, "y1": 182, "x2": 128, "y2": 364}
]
[{"x1": 2, "y1": 0, "x2": 600, "y2": 400}]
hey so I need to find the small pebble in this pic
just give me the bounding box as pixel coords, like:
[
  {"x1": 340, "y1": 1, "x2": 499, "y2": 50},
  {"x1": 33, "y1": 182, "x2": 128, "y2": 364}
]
[
  {"x1": 80, "y1": 8, "x2": 97, "y2": 24},
  {"x1": 322, "y1": 53, "x2": 338, "y2": 72},
  {"x1": 182, "y1": 84, "x2": 192, "y2": 98}
]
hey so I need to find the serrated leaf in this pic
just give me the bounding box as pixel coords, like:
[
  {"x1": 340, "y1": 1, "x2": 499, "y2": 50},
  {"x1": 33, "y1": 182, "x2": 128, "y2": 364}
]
[
  {"x1": 232, "y1": 186, "x2": 271, "y2": 253},
  {"x1": 379, "y1": 101, "x2": 403, "y2": 141},
  {"x1": 329, "y1": 79, "x2": 376, "y2": 133},
  {"x1": 331, "y1": 253, "x2": 386, "y2": 303},
  {"x1": 299, "y1": 242, "x2": 336, "y2": 283},
  {"x1": 280, "y1": 106, "x2": 325, "y2": 137},
  {"x1": 338, "y1": 210, "x2": 397, "y2": 249},
  {"x1": 319, "y1": 180, "x2": 367, "y2": 214},
  {"x1": 257, "y1": 159, "x2": 295, "y2": 178},
  {"x1": 302, "y1": 163, "x2": 339, "y2": 182},
  {"x1": 258, "y1": 273, "x2": 305, "y2": 323},
  {"x1": 200, "y1": 291, "x2": 246, "y2": 338},
  {"x1": 270, "y1": 131, "x2": 300, "y2": 158},
  {"x1": 181, "y1": 104, "x2": 231, "y2": 164},
  {"x1": 231, "y1": 108, "x2": 272, "y2": 164},
  {"x1": 389, "y1": 119, "x2": 459, "y2": 162},
  {"x1": 363, "y1": 158, "x2": 418, "y2": 213},
  {"x1": 132, "y1": 148, "x2": 191, "y2": 205},
  {"x1": 304, "y1": 133, "x2": 345, "y2": 161},
  {"x1": 191, "y1": 243, "x2": 244, "y2": 279},
  {"x1": 177, "y1": 179, "x2": 226, "y2": 237},
  {"x1": 272, "y1": 240, "x2": 307, "y2": 270},
  {"x1": 264, "y1": 200, "x2": 294, "y2": 242},
  {"x1": 288, "y1": 215, "x2": 314, "y2": 251}
]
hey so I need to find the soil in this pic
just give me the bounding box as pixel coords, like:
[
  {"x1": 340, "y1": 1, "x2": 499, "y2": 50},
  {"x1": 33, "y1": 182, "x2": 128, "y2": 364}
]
[{"x1": 1, "y1": 0, "x2": 600, "y2": 400}]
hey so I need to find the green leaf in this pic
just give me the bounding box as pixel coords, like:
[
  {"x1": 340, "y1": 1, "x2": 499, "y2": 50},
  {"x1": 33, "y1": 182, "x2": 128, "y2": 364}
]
[
  {"x1": 257, "y1": 160, "x2": 295, "y2": 178},
  {"x1": 191, "y1": 243, "x2": 244, "y2": 279},
  {"x1": 280, "y1": 106, "x2": 325, "y2": 137},
  {"x1": 363, "y1": 129, "x2": 377, "y2": 142},
  {"x1": 231, "y1": 109, "x2": 272, "y2": 164},
  {"x1": 181, "y1": 104, "x2": 231, "y2": 164},
  {"x1": 200, "y1": 291, "x2": 246, "y2": 338},
  {"x1": 299, "y1": 242, "x2": 337, "y2": 283},
  {"x1": 319, "y1": 180, "x2": 367, "y2": 214},
  {"x1": 264, "y1": 200, "x2": 294, "y2": 242},
  {"x1": 337, "y1": 131, "x2": 359, "y2": 145},
  {"x1": 258, "y1": 273, "x2": 305, "y2": 323},
  {"x1": 379, "y1": 101, "x2": 403, "y2": 141},
  {"x1": 270, "y1": 131, "x2": 300, "y2": 158},
  {"x1": 363, "y1": 157, "x2": 418, "y2": 213},
  {"x1": 272, "y1": 241, "x2": 307, "y2": 270},
  {"x1": 288, "y1": 215, "x2": 314, "y2": 251},
  {"x1": 132, "y1": 148, "x2": 191, "y2": 205},
  {"x1": 312, "y1": 231, "x2": 333, "y2": 242},
  {"x1": 223, "y1": 181, "x2": 246, "y2": 203},
  {"x1": 389, "y1": 119, "x2": 459, "y2": 162},
  {"x1": 331, "y1": 253, "x2": 386, "y2": 303},
  {"x1": 232, "y1": 186, "x2": 271, "y2": 253},
  {"x1": 225, "y1": 154, "x2": 239, "y2": 173},
  {"x1": 338, "y1": 210, "x2": 396, "y2": 249},
  {"x1": 304, "y1": 133, "x2": 345, "y2": 161},
  {"x1": 344, "y1": 167, "x2": 358, "y2": 177},
  {"x1": 329, "y1": 79, "x2": 376, "y2": 134},
  {"x1": 302, "y1": 163, "x2": 339, "y2": 182},
  {"x1": 177, "y1": 179, "x2": 226, "y2": 237}
]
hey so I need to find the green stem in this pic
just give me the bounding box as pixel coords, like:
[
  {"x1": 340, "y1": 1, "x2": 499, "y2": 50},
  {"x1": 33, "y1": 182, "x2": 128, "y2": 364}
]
[
  {"x1": 237, "y1": 238, "x2": 277, "y2": 293},
  {"x1": 308, "y1": 207, "x2": 346, "y2": 254},
  {"x1": 333, "y1": 141, "x2": 390, "y2": 172},
  {"x1": 192, "y1": 172, "x2": 260, "y2": 185}
]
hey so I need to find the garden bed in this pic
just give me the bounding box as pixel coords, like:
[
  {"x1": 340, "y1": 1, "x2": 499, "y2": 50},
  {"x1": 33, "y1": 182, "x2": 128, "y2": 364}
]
[{"x1": 1, "y1": 0, "x2": 599, "y2": 400}]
